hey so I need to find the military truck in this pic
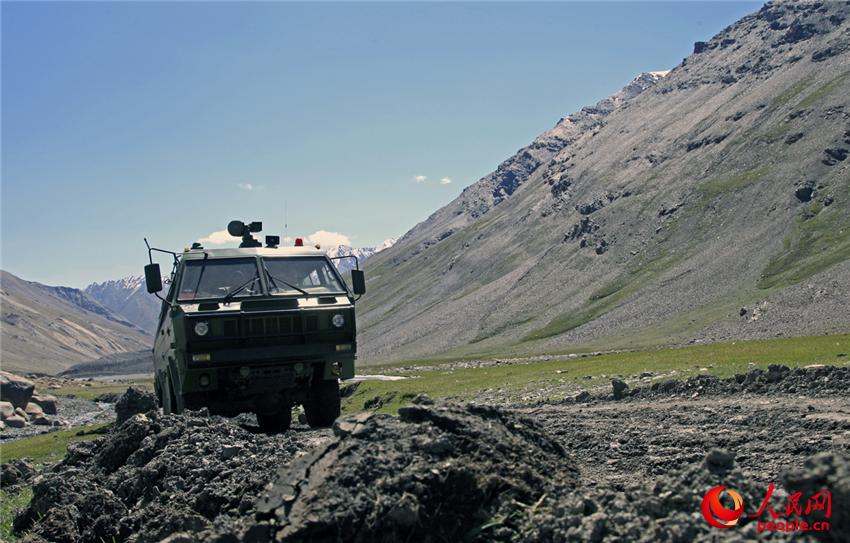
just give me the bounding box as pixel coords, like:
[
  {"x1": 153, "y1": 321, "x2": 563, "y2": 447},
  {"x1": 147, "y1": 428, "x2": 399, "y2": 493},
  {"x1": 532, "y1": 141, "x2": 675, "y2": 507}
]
[{"x1": 142, "y1": 220, "x2": 366, "y2": 431}]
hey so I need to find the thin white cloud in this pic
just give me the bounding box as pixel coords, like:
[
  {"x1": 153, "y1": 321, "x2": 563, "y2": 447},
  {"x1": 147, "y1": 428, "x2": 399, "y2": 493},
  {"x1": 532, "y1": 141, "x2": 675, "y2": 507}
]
[
  {"x1": 199, "y1": 229, "x2": 232, "y2": 245},
  {"x1": 306, "y1": 230, "x2": 351, "y2": 247},
  {"x1": 414, "y1": 175, "x2": 427, "y2": 183},
  {"x1": 237, "y1": 183, "x2": 264, "y2": 191},
  {"x1": 440, "y1": 177, "x2": 452, "y2": 185}
]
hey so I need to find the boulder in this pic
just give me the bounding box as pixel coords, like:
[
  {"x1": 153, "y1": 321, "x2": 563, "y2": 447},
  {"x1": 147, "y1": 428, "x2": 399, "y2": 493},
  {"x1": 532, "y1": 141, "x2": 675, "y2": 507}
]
[
  {"x1": 15, "y1": 407, "x2": 30, "y2": 421},
  {"x1": 5, "y1": 415, "x2": 27, "y2": 428},
  {"x1": 0, "y1": 370, "x2": 35, "y2": 409},
  {"x1": 30, "y1": 393, "x2": 58, "y2": 415},
  {"x1": 0, "y1": 401, "x2": 14, "y2": 419},
  {"x1": 33, "y1": 415, "x2": 51, "y2": 426},
  {"x1": 25, "y1": 402, "x2": 45, "y2": 418}
]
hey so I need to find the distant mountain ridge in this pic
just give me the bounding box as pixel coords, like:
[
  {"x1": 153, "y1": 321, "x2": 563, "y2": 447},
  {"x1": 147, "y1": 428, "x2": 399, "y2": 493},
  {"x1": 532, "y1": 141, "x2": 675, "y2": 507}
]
[
  {"x1": 326, "y1": 239, "x2": 397, "y2": 273},
  {"x1": 0, "y1": 270, "x2": 151, "y2": 374},
  {"x1": 85, "y1": 276, "x2": 161, "y2": 334},
  {"x1": 358, "y1": 0, "x2": 850, "y2": 364}
]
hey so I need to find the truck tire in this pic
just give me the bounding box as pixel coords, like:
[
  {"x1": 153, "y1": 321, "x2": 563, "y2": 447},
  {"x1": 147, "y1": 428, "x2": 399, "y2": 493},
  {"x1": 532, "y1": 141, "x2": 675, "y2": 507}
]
[
  {"x1": 303, "y1": 379, "x2": 341, "y2": 428},
  {"x1": 257, "y1": 408, "x2": 292, "y2": 432}
]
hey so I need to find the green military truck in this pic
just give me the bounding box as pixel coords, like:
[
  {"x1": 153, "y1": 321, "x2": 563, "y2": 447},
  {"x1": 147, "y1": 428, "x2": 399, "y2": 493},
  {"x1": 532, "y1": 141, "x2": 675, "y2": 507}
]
[{"x1": 143, "y1": 220, "x2": 366, "y2": 431}]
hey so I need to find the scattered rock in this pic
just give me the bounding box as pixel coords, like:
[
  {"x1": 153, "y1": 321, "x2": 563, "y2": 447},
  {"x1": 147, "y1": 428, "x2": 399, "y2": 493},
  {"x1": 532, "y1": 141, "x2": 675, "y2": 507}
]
[
  {"x1": 823, "y1": 147, "x2": 848, "y2": 165},
  {"x1": 30, "y1": 393, "x2": 58, "y2": 415},
  {"x1": 5, "y1": 415, "x2": 27, "y2": 428},
  {"x1": 594, "y1": 240, "x2": 609, "y2": 255},
  {"x1": 0, "y1": 401, "x2": 14, "y2": 419},
  {"x1": 784, "y1": 132, "x2": 804, "y2": 144},
  {"x1": 795, "y1": 181, "x2": 815, "y2": 202},
  {"x1": 611, "y1": 378, "x2": 629, "y2": 400},
  {"x1": 565, "y1": 217, "x2": 596, "y2": 241},
  {"x1": 780, "y1": 21, "x2": 818, "y2": 44},
  {"x1": 25, "y1": 402, "x2": 44, "y2": 418}
]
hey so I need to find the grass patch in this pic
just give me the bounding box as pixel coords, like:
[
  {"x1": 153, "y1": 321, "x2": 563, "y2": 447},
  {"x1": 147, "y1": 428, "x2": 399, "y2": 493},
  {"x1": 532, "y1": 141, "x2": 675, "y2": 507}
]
[
  {"x1": 797, "y1": 71, "x2": 850, "y2": 109},
  {"x1": 696, "y1": 167, "x2": 770, "y2": 199},
  {"x1": 758, "y1": 206, "x2": 850, "y2": 289},
  {"x1": 51, "y1": 379, "x2": 153, "y2": 400},
  {"x1": 1, "y1": 486, "x2": 32, "y2": 542},
  {"x1": 521, "y1": 252, "x2": 681, "y2": 342},
  {"x1": 0, "y1": 423, "x2": 109, "y2": 465},
  {"x1": 769, "y1": 79, "x2": 811, "y2": 110},
  {"x1": 346, "y1": 333, "x2": 850, "y2": 415}
]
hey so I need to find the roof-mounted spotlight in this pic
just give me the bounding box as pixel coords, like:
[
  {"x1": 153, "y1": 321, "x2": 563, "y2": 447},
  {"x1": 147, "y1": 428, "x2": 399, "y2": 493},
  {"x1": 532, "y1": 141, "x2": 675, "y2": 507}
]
[
  {"x1": 228, "y1": 220, "x2": 263, "y2": 248},
  {"x1": 265, "y1": 235, "x2": 280, "y2": 248}
]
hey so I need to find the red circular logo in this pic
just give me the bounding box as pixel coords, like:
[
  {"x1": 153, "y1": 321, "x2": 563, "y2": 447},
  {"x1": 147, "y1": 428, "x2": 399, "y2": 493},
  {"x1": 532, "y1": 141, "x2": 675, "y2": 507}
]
[{"x1": 702, "y1": 486, "x2": 745, "y2": 529}]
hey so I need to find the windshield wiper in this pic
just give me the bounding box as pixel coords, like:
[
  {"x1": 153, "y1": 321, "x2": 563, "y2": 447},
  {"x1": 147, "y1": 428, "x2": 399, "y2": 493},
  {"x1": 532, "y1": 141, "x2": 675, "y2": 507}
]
[
  {"x1": 221, "y1": 274, "x2": 260, "y2": 304},
  {"x1": 263, "y1": 266, "x2": 310, "y2": 296},
  {"x1": 191, "y1": 253, "x2": 210, "y2": 300}
]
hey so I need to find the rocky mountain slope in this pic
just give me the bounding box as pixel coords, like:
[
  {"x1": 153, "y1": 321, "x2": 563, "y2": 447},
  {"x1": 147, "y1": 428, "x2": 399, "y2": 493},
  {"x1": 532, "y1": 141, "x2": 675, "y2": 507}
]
[
  {"x1": 85, "y1": 276, "x2": 161, "y2": 334},
  {"x1": 358, "y1": 0, "x2": 850, "y2": 364},
  {"x1": 0, "y1": 271, "x2": 151, "y2": 374}
]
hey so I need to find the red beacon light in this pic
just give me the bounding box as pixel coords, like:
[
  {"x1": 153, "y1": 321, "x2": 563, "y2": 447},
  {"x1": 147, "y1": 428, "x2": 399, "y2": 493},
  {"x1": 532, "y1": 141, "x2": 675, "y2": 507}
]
[{"x1": 294, "y1": 237, "x2": 304, "y2": 247}]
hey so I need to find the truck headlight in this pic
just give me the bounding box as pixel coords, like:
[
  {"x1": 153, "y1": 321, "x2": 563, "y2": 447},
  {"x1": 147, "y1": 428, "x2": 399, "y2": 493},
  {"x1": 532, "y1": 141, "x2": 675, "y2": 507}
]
[
  {"x1": 194, "y1": 321, "x2": 210, "y2": 336},
  {"x1": 331, "y1": 314, "x2": 345, "y2": 328}
]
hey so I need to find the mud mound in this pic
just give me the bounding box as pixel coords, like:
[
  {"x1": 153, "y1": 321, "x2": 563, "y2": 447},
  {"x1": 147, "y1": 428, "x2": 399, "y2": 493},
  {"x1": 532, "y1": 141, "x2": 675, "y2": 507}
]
[
  {"x1": 630, "y1": 364, "x2": 850, "y2": 400},
  {"x1": 15, "y1": 409, "x2": 329, "y2": 542},
  {"x1": 114, "y1": 387, "x2": 157, "y2": 424},
  {"x1": 1, "y1": 457, "x2": 37, "y2": 489},
  {"x1": 782, "y1": 453, "x2": 850, "y2": 541},
  {"x1": 523, "y1": 449, "x2": 850, "y2": 542},
  {"x1": 249, "y1": 397, "x2": 578, "y2": 542}
]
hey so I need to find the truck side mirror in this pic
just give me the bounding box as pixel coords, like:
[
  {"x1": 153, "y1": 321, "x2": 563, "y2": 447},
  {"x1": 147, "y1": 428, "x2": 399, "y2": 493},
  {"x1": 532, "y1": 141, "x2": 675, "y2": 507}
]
[
  {"x1": 145, "y1": 263, "x2": 163, "y2": 293},
  {"x1": 351, "y1": 269, "x2": 366, "y2": 295}
]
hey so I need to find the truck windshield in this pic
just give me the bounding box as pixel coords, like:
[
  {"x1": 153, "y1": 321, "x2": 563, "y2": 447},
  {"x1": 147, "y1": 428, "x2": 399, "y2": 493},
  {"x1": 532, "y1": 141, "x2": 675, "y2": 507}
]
[
  {"x1": 263, "y1": 257, "x2": 344, "y2": 295},
  {"x1": 177, "y1": 258, "x2": 261, "y2": 301}
]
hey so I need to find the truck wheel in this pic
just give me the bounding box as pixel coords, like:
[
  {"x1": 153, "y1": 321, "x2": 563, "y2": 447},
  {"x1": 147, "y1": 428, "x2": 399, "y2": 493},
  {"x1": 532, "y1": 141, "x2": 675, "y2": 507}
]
[
  {"x1": 257, "y1": 408, "x2": 292, "y2": 433},
  {"x1": 303, "y1": 379, "x2": 341, "y2": 428}
]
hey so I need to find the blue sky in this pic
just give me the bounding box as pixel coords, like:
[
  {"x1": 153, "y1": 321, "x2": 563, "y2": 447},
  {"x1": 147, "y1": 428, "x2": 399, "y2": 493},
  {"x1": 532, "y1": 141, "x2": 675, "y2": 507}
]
[{"x1": 1, "y1": 1, "x2": 760, "y2": 287}]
